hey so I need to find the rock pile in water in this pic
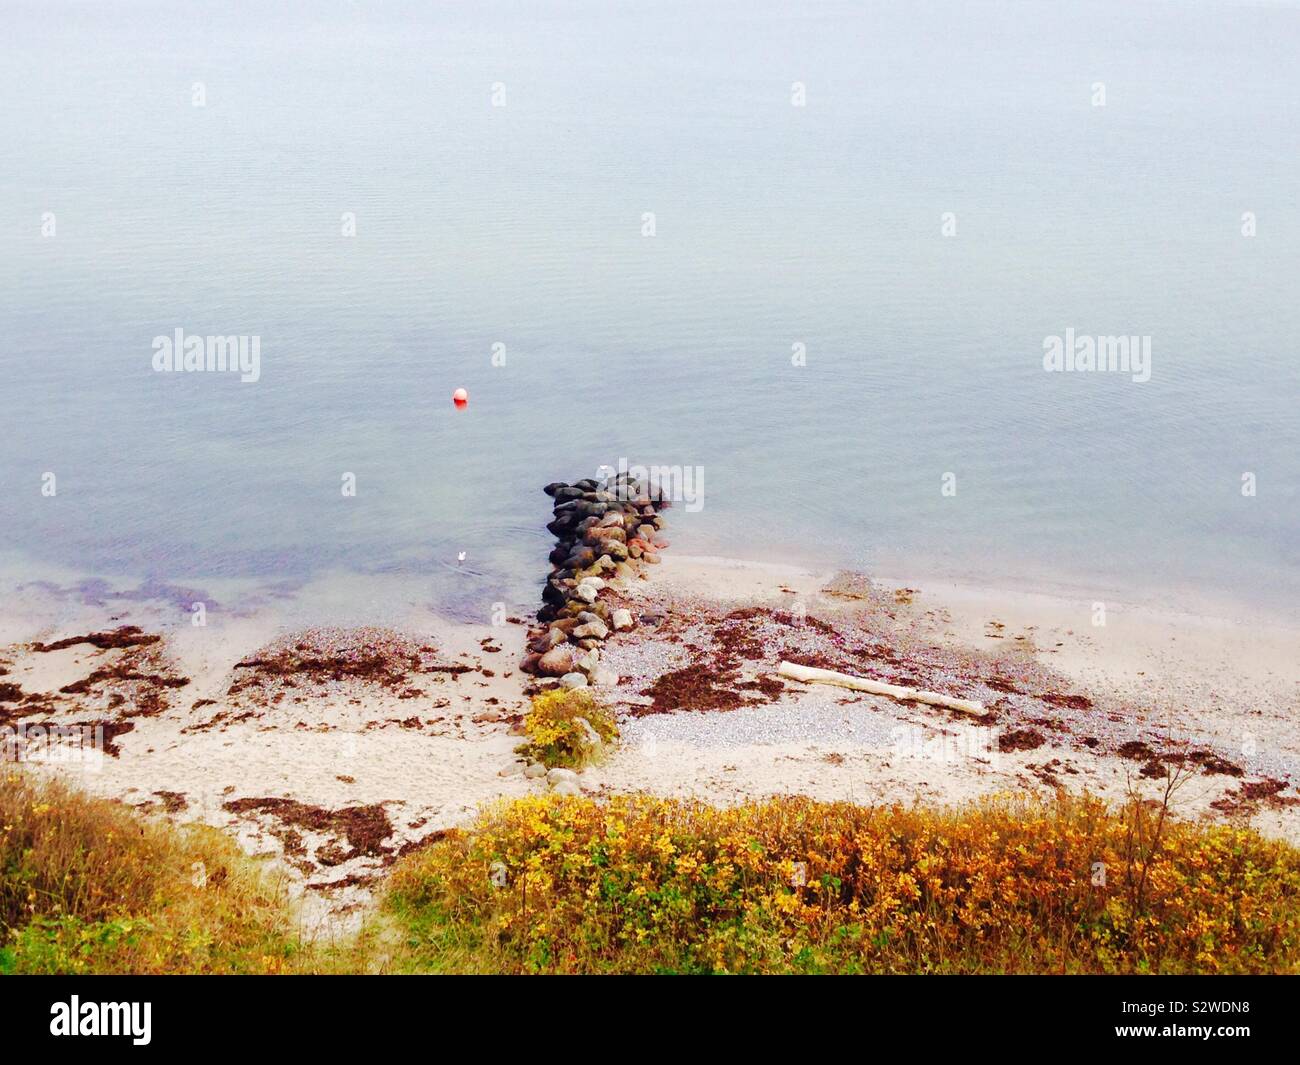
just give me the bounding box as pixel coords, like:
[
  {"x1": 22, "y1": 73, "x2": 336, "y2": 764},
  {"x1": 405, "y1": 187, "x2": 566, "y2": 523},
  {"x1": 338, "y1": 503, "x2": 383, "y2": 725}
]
[{"x1": 519, "y1": 471, "x2": 671, "y2": 688}]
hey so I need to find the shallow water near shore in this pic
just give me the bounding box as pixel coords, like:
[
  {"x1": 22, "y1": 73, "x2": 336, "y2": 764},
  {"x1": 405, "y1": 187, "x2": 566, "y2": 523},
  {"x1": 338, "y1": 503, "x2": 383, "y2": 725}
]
[{"x1": 2, "y1": 0, "x2": 1298, "y2": 624}]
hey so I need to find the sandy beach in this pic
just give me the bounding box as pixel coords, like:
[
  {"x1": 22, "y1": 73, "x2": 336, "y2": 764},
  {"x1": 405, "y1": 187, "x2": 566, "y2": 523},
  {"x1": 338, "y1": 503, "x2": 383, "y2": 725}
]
[{"x1": 3, "y1": 551, "x2": 1296, "y2": 934}]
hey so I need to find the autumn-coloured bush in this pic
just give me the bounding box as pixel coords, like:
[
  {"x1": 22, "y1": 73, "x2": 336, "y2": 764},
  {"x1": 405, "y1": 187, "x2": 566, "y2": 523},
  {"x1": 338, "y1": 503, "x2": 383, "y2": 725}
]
[
  {"x1": 0, "y1": 771, "x2": 300, "y2": 974},
  {"x1": 11, "y1": 769, "x2": 1300, "y2": 976},
  {"x1": 516, "y1": 688, "x2": 619, "y2": 769},
  {"x1": 384, "y1": 792, "x2": 1300, "y2": 974}
]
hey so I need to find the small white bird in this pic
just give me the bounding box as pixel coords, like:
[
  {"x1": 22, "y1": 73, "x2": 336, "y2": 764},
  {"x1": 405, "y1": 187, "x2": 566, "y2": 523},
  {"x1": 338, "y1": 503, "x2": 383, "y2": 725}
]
[{"x1": 457, "y1": 551, "x2": 466, "y2": 563}]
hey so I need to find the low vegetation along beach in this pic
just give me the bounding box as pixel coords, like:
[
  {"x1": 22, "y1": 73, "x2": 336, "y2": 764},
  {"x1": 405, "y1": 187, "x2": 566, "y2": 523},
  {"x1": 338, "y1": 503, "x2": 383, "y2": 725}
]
[{"x1": 3, "y1": 474, "x2": 1298, "y2": 974}]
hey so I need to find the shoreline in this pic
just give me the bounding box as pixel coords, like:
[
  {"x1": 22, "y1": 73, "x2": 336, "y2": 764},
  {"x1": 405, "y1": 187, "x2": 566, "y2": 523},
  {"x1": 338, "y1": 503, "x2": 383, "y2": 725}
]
[
  {"x1": 662, "y1": 554, "x2": 1299, "y2": 694},
  {"x1": 4, "y1": 532, "x2": 1297, "y2": 637},
  {"x1": 2, "y1": 548, "x2": 1297, "y2": 933}
]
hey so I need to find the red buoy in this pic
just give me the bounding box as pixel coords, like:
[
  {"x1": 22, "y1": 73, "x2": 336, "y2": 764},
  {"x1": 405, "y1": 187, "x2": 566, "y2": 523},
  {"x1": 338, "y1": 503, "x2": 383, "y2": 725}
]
[{"x1": 453, "y1": 388, "x2": 468, "y2": 409}]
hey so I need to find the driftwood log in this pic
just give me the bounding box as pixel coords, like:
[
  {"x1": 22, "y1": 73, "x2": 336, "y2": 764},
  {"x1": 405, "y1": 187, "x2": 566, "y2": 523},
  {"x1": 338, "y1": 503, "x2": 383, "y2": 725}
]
[{"x1": 777, "y1": 661, "x2": 986, "y2": 717}]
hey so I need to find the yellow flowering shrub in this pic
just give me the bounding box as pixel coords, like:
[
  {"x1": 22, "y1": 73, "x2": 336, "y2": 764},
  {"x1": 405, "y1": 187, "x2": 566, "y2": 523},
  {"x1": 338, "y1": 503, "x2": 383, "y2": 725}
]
[
  {"x1": 516, "y1": 688, "x2": 618, "y2": 769},
  {"x1": 385, "y1": 792, "x2": 1300, "y2": 974}
]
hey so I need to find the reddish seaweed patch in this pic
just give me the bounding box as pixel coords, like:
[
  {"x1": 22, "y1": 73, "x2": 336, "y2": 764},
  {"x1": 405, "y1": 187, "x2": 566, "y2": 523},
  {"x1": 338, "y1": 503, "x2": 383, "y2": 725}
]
[
  {"x1": 1166, "y1": 750, "x2": 1244, "y2": 777},
  {"x1": 394, "y1": 828, "x2": 456, "y2": 859},
  {"x1": 183, "y1": 708, "x2": 258, "y2": 733},
  {"x1": 70, "y1": 720, "x2": 136, "y2": 757},
  {"x1": 1116, "y1": 740, "x2": 1157, "y2": 761},
  {"x1": 48, "y1": 632, "x2": 191, "y2": 717},
  {"x1": 305, "y1": 872, "x2": 380, "y2": 892},
  {"x1": 1041, "y1": 692, "x2": 1093, "y2": 710},
  {"x1": 153, "y1": 790, "x2": 188, "y2": 813},
  {"x1": 736, "y1": 675, "x2": 786, "y2": 699},
  {"x1": 232, "y1": 650, "x2": 410, "y2": 690},
  {"x1": 998, "y1": 728, "x2": 1046, "y2": 753},
  {"x1": 1239, "y1": 778, "x2": 1296, "y2": 802},
  {"x1": 1025, "y1": 759, "x2": 1065, "y2": 787},
  {"x1": 32, "y1": 626, "x2": 161, "y2": 653},
  {"x1": 638, "y1": 663, "x2": 749, "y2": 715},
  {"x1": 61, "y1": 666, "x2": 189, "y2": 699},
  {"x1": 222, "y1": 797, "x2": 395, "y2": 862},
  {"x1": 1124, "y1": 745, "x2": 1243, "y2": 779},
  {"x1": 634, "y1": 607, "x2": 813, "y2": 715},
  {"x1": 228, "y1": 630, "x2": 464, "y2": 699},
  {"x1": 1212, "y1": 778, "x2": 1299, "y2": 815}
]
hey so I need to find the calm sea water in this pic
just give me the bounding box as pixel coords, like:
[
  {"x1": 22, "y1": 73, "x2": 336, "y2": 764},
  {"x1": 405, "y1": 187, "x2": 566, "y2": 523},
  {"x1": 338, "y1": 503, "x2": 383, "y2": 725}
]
[{"x1": 2, "y1": 0, "x2": 1298, "y2": 623}]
